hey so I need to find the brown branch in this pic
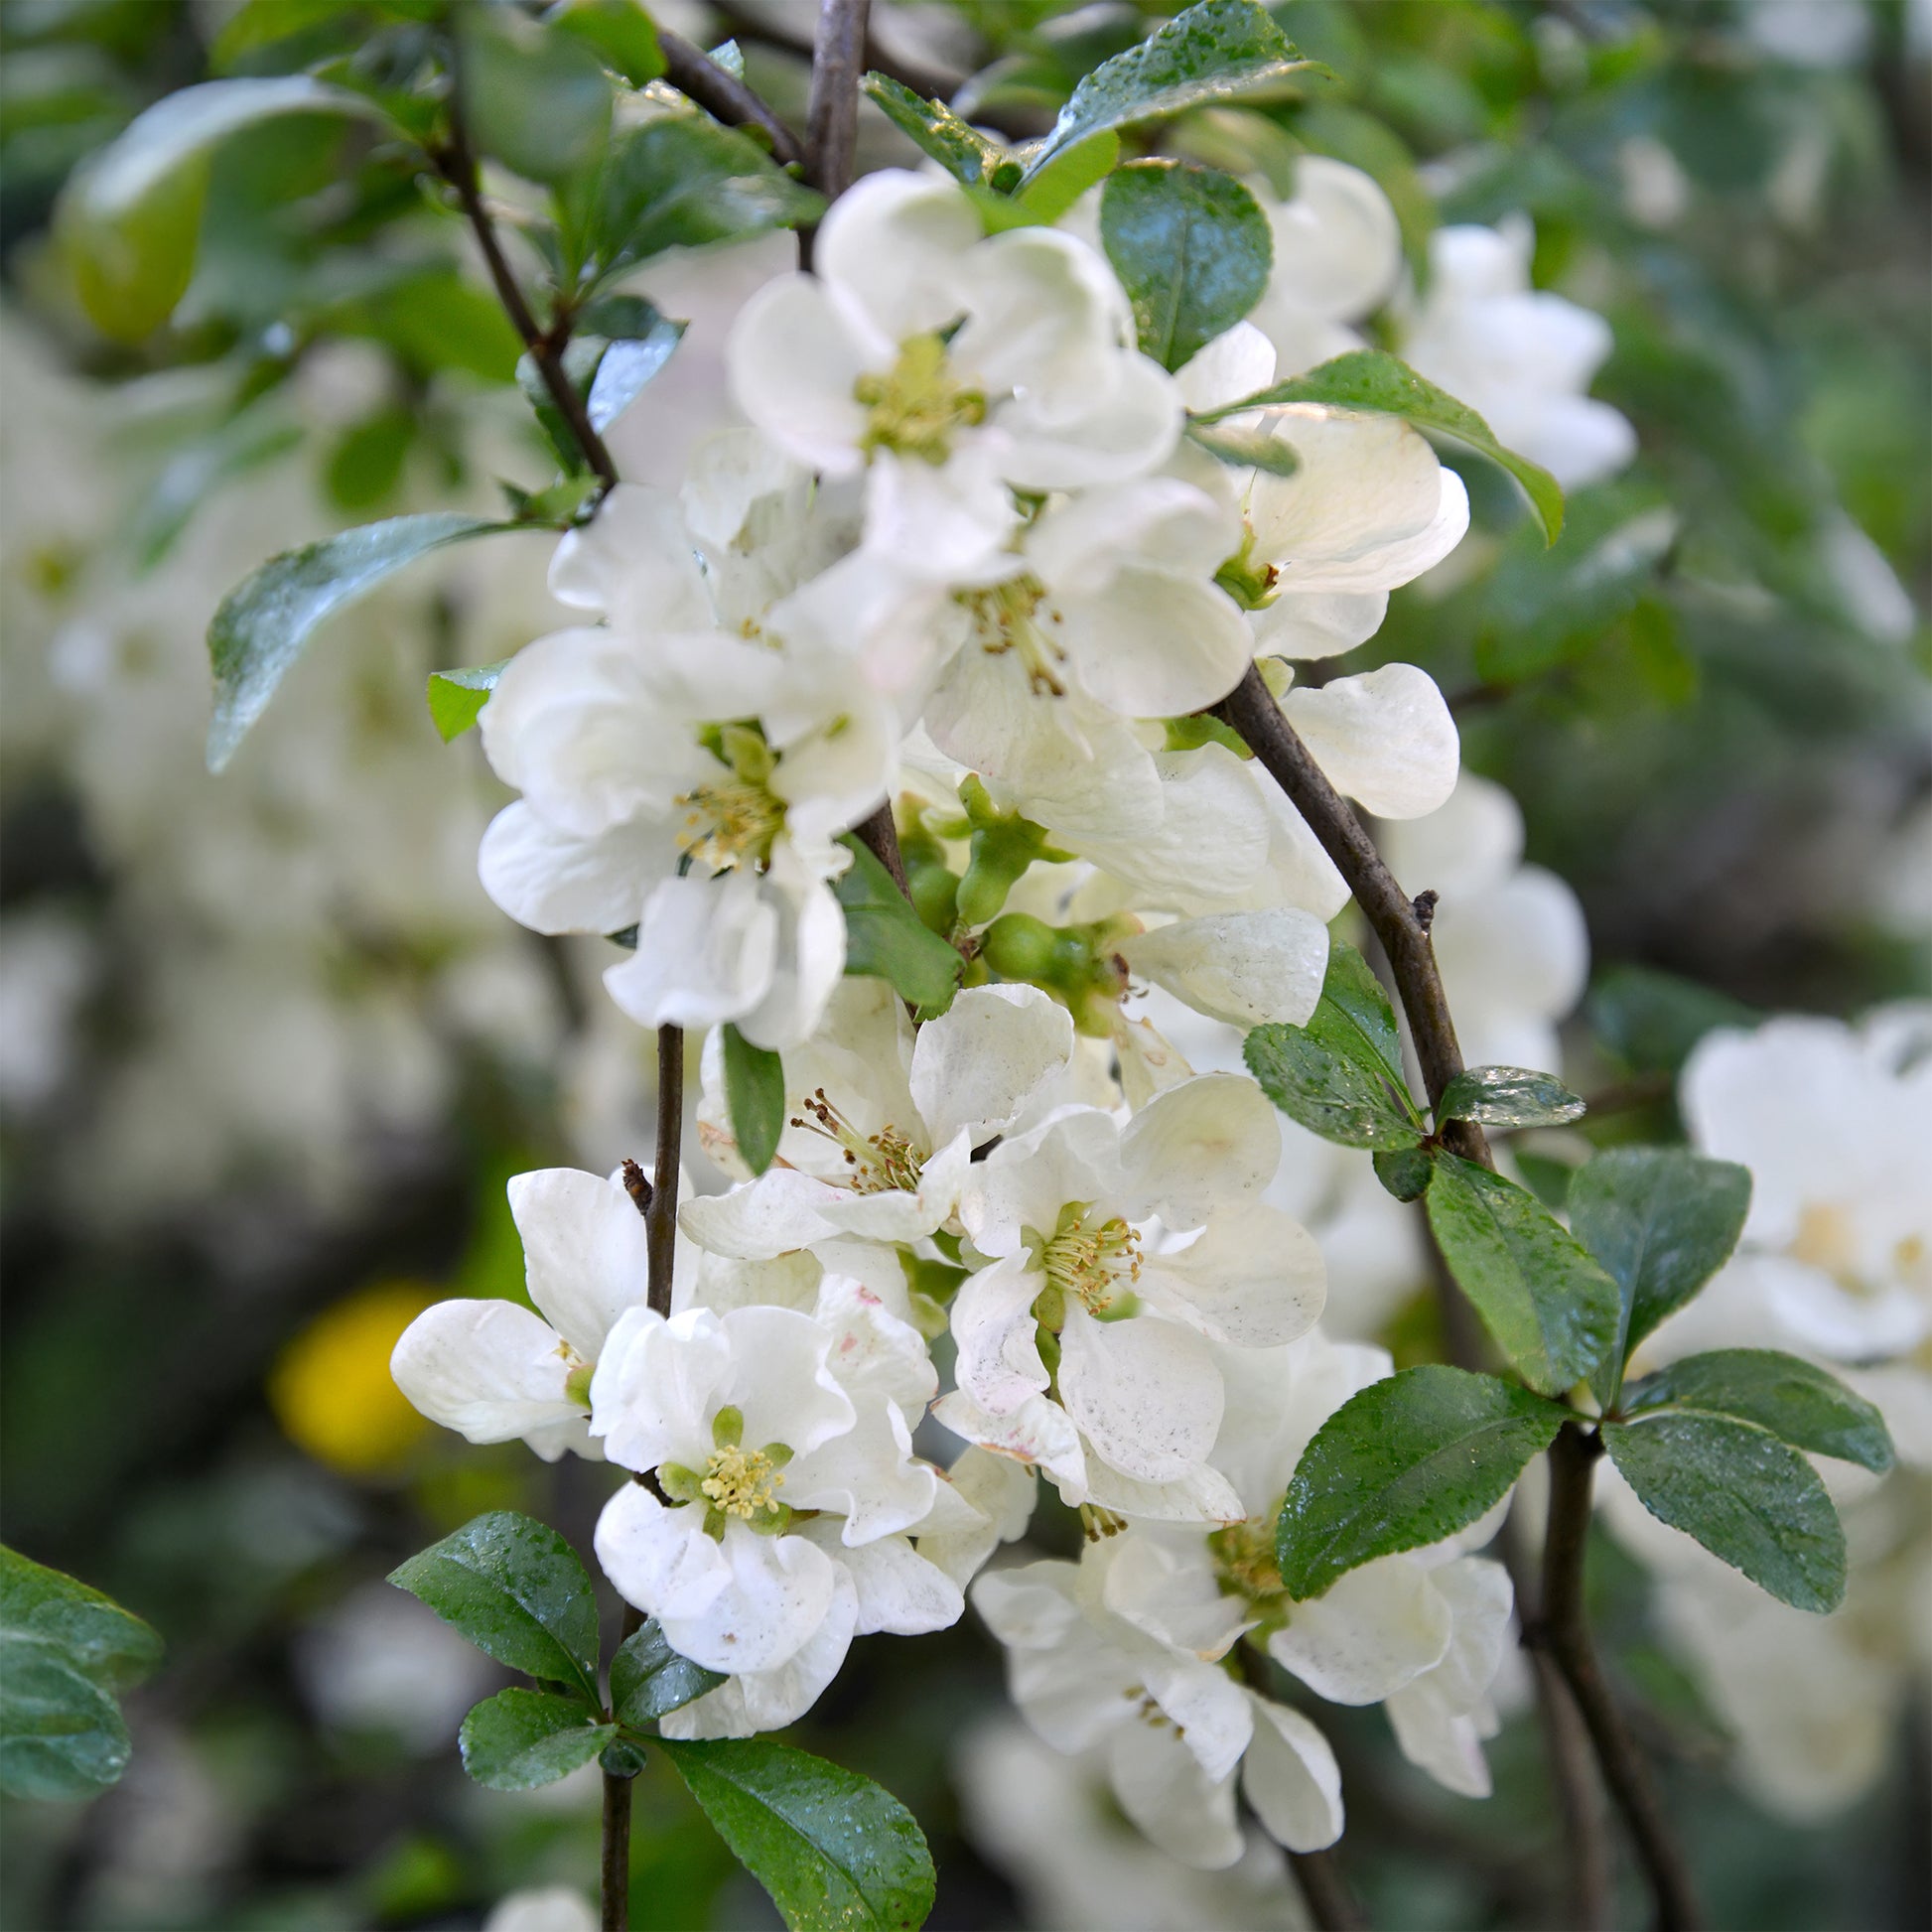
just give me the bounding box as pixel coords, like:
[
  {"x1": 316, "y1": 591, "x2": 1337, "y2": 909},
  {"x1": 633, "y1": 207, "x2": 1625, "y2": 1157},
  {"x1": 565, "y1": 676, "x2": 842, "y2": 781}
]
[
  {"x1": 1289, "y1": 1848, "x2": 1368, "y2": 1932},
  {"x1": 853, "y1": 798, "x2": 910, "y2": 899},
  {"x1": 647, "y1": 1025, "x2": 684, "y2": 1316},
  {"x1": 657, "y1": 28, "x2": 804, "y2": 166},
  {"x1": 804, "y1": 0, "x2": 873, "y2": 202},
  {"x1": 599, "y1": 1601, "x2": 644, "y2": 1932}
]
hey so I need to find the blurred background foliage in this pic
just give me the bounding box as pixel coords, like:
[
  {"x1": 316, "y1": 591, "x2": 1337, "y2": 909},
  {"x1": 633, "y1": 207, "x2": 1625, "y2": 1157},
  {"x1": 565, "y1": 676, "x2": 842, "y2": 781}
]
[{"x1": 0, "y1": 1, "x2": 1926, "y2": 1928}]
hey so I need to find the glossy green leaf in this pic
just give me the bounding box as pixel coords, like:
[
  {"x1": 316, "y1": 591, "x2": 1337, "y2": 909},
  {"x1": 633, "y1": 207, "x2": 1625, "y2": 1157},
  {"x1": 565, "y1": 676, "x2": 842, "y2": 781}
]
[
  {"x1": 1243, "y1": 941, "x2": 1423, "y2": 1150},
  {"x1": 547, "y1": 0, "x2": 666, "y2": 87},
  {"x1": 388, "y1": 1512, "x2": 602, "y2": 1705},
  {"x1": 588, "y1": 314, "x2": 686, "y2": 432},
  {"x1": 459, "y1": 1687, "x2": 615, "y2": 1791},
  {"x1": 610, "y1": 1619, "x2": 726, "y2": 1728},
  {"x1": 1426, "y1": 1155, "x2": 1619, "y2": 1395},
  {"x1": 1568, "y1": 1146, "x2": 1752, "y2": 1404},
  {"x1": 461, "y1": 7, "x2": 612, "y2": 186},
  {"x1": 1603, "y1": 1413, "x2": 1846, "y2": 1613},
  {"x1": 1372, "y1": 1145, "x2": 1434, "y2": 1202},
  {"x1": 1198, "y1": 348, "x2": 1566, "y2": 543},
  {"x1": 1276, "y1": 1367, "x2": 1566, "y2": 1598},
  {"x1": 723, "y1": 1025, "x2": 786, "y2": 1179},
  {"x1": 862, "y1": 73, "x2": 1004, "y2": 186},
  {"x1": 207, "y1": 513, "x2": 508, "y2": 771},
  {"x1": 1436, "y1": 1065, "x2": 1587, "y2": 1129},
  {"x1": 1622, "y1": 1349, "x2": 1893, "y2": 1473},
  {"x1": 1013, "y1": 129, "x2": 1118, "y2": 221},
  {"x1": 1100, "y1": 159, "x2": 1271, "y2": 372},
  {"x1": 835, "y1": 838, "x2": 963, "y2": 1014},
  {"x1": 427, "y1": 660, "x2": 508, "y2": 743},
  {"x1": 1022, "y1": 0, "x2": 1321, "y2": 181},
  {"x1": 659, "y1": 1736, "x2": 936, "y2": 1932}
]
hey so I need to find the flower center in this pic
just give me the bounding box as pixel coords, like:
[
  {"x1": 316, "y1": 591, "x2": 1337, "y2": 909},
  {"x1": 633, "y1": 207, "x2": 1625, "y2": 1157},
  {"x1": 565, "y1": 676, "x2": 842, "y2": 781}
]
[
  {"x1": 855, "y1": 333, "x2": 987, "y2": 466},
  {"x1": 1035, "y1": 1202, "x2": 1143, "y2": 1321},
  {"x1": 790, "y1": 1087, "x2": 925, "y2": 1194},
  {"x1": 1208, "y1": 1514, "x2": 1291, "y2": 1629},
  {"x1": 677, "y1": 722, "x2": 784, "y2": 871},
  {"x1": 957, "y1": 575, "x2": 1067, "y2": 697},
  {"x1": 701, "y1": 1443, "x2": 785, "y2": 1519},
  {"x1": 657, "y1": 1405, "x2": 795, "y2": 1538}
]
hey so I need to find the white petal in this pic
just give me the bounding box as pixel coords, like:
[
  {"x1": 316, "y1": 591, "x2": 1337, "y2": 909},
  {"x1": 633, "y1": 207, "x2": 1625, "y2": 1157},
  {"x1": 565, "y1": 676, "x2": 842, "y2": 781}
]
[
  {"x1": 1267, "y1": 1556, "x2": 1453, "y2": 1704},
  {"x1": 678, "y1": 1169, "x2": 846, "y2": 1260},
  {"x1": 827, "y1": 1531, "x2": 965, "y2": 1634},
  {"x1": 589, "y1": 1305, "x2": 729, "y2": 1472},
  {"x1": 508, "y1": 1167, "x2": 653, "y2": 1358},
  {"x1": 1240, "y1": 1694, "x2": 1344, "y2": 1851},
  {"x1": 811, "y1": 1272, "x2": 937, "y2": 1421},
  {"x1": 662, "y1": 1567, "x2": 858, "y2": 1738},
  {"x1": 1249, "y1": 588, "x2": 1389, "y2": 660},
  {"x1": 594, "y1": 1481, "x2": 731, "y2": 1627},
  {"x1": 955, "y1": 225, "x2": 1132, "y2": 411},
  {"x1": 959, "y1": 1107, "x2": 1124, "y2": 1260},
  {"x1": 1107, "y1": 1722, "x2": 1245, "y2": 1869},
  {"x1": 1081, "y1": 1456, "x2": 1245, "y2": 1524},
  {"x1": 816, "y1": 169, "x2": 981, "y2": 345},
  {"x1": 913, "y1": 1449, "x2": 1036, "y2": 1589},
  {"x1": 733, "y1": 860, "x2": 846, "y2": 1052},
  {"x1": 1145, "y1": 1201, "x2": 1325, "y2": 1348},
  {"x1": 716, "y1": 1303, "x2": 855, "y2": 1455},
  {"x1": 995, "y1": 350, "x2": 1184, "y2": 488},
  {"x1": 930, "y1": 1389, "x2": 1088, "y2": 1504},
  {"x1": 604, "y1": 872, "x2": 778, "y2": 1033},
  {"x1": 1283, "y1": 663, "x2": 1458, "y2": 820},
  {"x1": 1055, "y1": 566, "x2": 1254, "y2": 720},
  {"x1": 1057, "y1": 1306, "x2": 1223, "y2": 1484},
  {"x1": 1261, "y1": 156, "x2": 1402, "y2": 324},
  {"x1": 1384, "y1": 1693, "x2": 1494, "y2": 1799},
  {"x1": 1027, "y1": 478, "x2": 1239, "y2": 598},
  {"x1": 1118, "y1": 1072, "x2": 1281, "y2": 1228},
  {"x1": 478, "y1": 803, "x2": 669, "y2": 937},
  {"x1": 1173, "y1": 320, "x2": 1277, "y2": 413},
  {"x1": 390, "y1": 1301, "x2": 586, "y2": 1455},
  {"x1": 951, "y1": 1250, "x2": 1051, "y2": 1416},
  {"x1": 909, "y1": 983, "x2": 1075, "y2": 1149},
  {"x1": 863, "y1": 446, "x2": 1019, "y2": 583},
  {"x1": 1121, "y1": 909, "x2": 1329, "y2": 1029},
  {"x1": 728, "y1": 274, "x2": 873, "y2": 473},
  {"x1": 548, "y1": 483, "x2": 710, "y2": 630},
  {"x1": 670, "y1": 1521, "x2": 840, "y2": 1675}
]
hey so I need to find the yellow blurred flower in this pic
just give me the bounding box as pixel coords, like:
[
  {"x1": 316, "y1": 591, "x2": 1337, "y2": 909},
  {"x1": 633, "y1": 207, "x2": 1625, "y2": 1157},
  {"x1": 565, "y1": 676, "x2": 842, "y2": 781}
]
[{"x1": 269, "y1": 1281, "x2": 436, "y2": 1476}]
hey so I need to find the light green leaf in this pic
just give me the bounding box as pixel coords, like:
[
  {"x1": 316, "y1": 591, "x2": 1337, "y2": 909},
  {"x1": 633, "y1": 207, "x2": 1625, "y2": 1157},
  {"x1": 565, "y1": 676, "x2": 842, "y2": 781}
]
[
  {"x1": 388, "y1": 1512, "x2": 602, "y2": 1705},
  {"x1": 1603, "y1": 1413, "x2": 1846, "y2": 1613},
  {"x1": 588, "y1": 314, "x2": 686, "y2": 432},
  {"x1": 1275, "y1": 1367, "x2": 1566, "y2": 1599},
  {"x1": 835, "y1": 837, "x2": 963, "y2": 1014},
  {"x1": 427, "y1": 660, "x2": 508, "y2": 743},
  {"x1": 862, "y1": 72, "x2": 1004, "y2": 187},
  {"x1": 1099, "y1": 159, "x2": 1271, "y2": 372},
  {"x1": 1243, "y1": 940, "x2": 1423, "y2": 1150},
  {"x1": 1198, "y1": 347, "x2": 1566, "y2": 543},
  {"x1": 207, "y1": 513, "x2": 508, "y2": 772},
  {"x1": 722, "y1": 1025, "x2": 786, "y2": 1179},
  {"x1": 1568, "y1": 1147, "x2": 1752, "y2": 1406},
  {"x1": 1426, "y1": 1155, "x2": 1619, "y2": 1396},
  {"x1": 1587, "y1": 967, "x2": 1758, "y2": 1077},
  {"x1": 461, "y1": 7, "x2": 612, "y2": 186},
  {"x1": 1022, "y1": 0, "x2": 1321, "y2": 182},
  {"x1": 1013, "y1": 129, "x2": 1118, "y2": 220},
  {"x1": 459, "y1": 1687, "x2": 615, "y2": 1791},
  {"x1": 1622, "y1": 1349, "x2": 1892, "y2": 1473},
  {"x1": 660, "y1": 1736, "x2": 936, "y2": 1932},
  {"x1": 1186, "y1": 421, "x2": 1302, "y2": 476},
  {"x1": 546, "y1": 0, "x2": 666, "y2": 88},
  {"x1": 610, "y1": 1619, "x2": 726, "y2": 1728},
  {"x1": 1435, "y1": 1065, "x2": 1587, "y2": 1129},
  {"x1": 325, "y1": 405, "x2": 415, "y2": 514}
]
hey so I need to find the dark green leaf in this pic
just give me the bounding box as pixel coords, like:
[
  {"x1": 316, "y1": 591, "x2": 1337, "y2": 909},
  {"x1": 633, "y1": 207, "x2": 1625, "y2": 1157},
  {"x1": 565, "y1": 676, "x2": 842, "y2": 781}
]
[
  {"x1": 207, "y1": 513, "x2": 508, "y2": 772},
  {"x1": 427, "y1": 660, "x2": 508, "y2": 743},
  {"x1": 1243, "y1": 941, "x2": 1423, "y2": 1150},
  {"x1": 1603, "y1": 1414, "x2": 1846, "y2": 1613},
  {"x1": 459, "y1": 1687, "x2": 615, "y2": 1791},
  {"x1": 588, "y1": 314, "x2": 686, "y2": 433},
  {"x1": 723, "y1": 1025, "x2": 786, "y2": 1179},
  {"x1": 835, "y1": 838, "x2": 964, "y2": 1013},
  {"x1": 1587, "y1": 966, "x2": 1758, "y2": 1077},
  {"x1": 547, "y1": 0, "x2": 666, "y2": 87},
  {"x1": 1622, "y1": 1350, "x2": 1892, "y2": 1473},
  {"x1": 1186, "y1": 421, "x2": 1302, "y2": 476},
  {"x1": 610, "y1": 1619, "x2": 726, "y2": 1728},
  {"x1": 1276, "y1": 1367, "x2": 1566, "y2": 1599},
  {"x1": 1012, "y1": 129, "x2": 1118, "y2": 221},
  {"x1": 518, "y1": 337, "x2": 605, "y2": 475},
  {"x1": 325, "y1": 405, "x2": 415, "y2": 513},
  {"x1": 1426, "y1": 1155, "x2": 1619, "y2": 1395},
  {"x1": 1023, "y1": 0, "x2": 1321, "y2": 181},
  {"x1": 1436, "y1": 1065, "x2": 1587, "y2": 1129},
  {"x1": 0, "y1": 1550, "x2": 162, "y2": 1694},
  {"x1": 323, "y1": 267, "x2": 525, "y2": 384},
  {"x1": 1198, "y1": 348, "x2": 1566, "y2": 543},
  {"x1": 1569, "y1": 1147, "x2": 1752, "y2": 1405},
  {"x1": 388, "y1": 1512, "x2": 601, "y2": 1704},
  {"x1": 461, "y1": 7, "x2": 612, "y2": 186},
  {"x1": 660, "y1": 1736, "x2": 936, "y2": 1932},
  {"x1": 1100, "y1": 159, "x2": 1271, "y2": 372},
  {"x1": 1372, "y1": 1145, "x2": 1434, "y2": 1202},
  {"x1": 862, "y1": 72, "x2": 1003, "y2": 186}
]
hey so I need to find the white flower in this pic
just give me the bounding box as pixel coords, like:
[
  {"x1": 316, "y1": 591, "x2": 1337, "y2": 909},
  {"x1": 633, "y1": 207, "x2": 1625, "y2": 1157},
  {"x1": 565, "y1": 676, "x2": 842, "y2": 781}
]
[
  {"x1": 681, "y1": 978, "x2": 1075, "y2": 1258},
  {"x1": 731, "y1": 170, "x2": 1181, "y2": 580},
  {"x1": 937, "y1": 1075, "x2": 1324, "y2": 1517},
  {"x1": 973, "y1": 1533, "x2": 1343, "y2": 1869},
  {"x1": 483, "y1": 1887, "x2": 598, "y2": 1932},
  {"x1": 1399, "y1": 217, "x2": 1636, "y2": 490},
  {"x1": 391, "y1": 1167, "x2": 657, "y2": 1461},
  {"x1": 590, "y1": 1277, "x2": 1024, "y2": 1733}
]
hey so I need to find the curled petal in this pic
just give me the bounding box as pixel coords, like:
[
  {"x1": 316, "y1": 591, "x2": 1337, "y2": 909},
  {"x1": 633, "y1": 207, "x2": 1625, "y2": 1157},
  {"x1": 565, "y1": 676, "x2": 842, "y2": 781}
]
[{"x1": 1283, "y1": 662, "x2": 1459, "y2": 820}]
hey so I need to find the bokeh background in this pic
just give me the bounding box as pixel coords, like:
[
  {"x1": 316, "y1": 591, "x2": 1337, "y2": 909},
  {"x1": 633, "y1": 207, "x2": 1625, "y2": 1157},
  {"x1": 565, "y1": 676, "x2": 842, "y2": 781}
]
[{"x1": 1, "y1": 2, "x2": 1927, "y2": 1928}]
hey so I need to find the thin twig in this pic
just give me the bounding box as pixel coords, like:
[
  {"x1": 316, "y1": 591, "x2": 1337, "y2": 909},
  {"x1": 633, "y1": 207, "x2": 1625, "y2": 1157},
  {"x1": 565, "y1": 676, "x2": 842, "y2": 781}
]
[
  {"x1": 599, "y1": 1598, "x2": 641, "y2": 1932},
  {"x1": 1543, "y1": 1425, "x2": 1705, "y2": 1931},
  {"x1": 853, "y1": 798, "x2": 911, "y2": 899},
  {"x1": 804, "y1": 0, "x2": 873, "y2": 201},
  {"x1": 1290, "y1": 1848, "x2": 1369, "y2": 1932},
  {"x1": 658, "y1": 28, "x2": 804, "y2": 166},
  {"x1": 647, "y1": 1025, "x2": 683, "y2": 1316},
  {"x1": 714, "y1": 0, "x2": 962, "y2": 105}
]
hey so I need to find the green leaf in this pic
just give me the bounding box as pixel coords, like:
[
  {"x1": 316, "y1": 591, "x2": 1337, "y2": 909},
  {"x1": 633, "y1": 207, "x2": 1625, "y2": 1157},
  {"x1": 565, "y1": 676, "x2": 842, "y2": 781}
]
[
  {"x1": 1602, "y1": 1414, "x2": 1846, "y2": 1613},
  {"x1": 461, "y1": 7, "x2": 612, "y2": 186},
  {"x1": 130, "y1": 403, "x2": 304, "y2": 567},
  {"x1": 660, "y1": 1736, "x2": 936, "y2": 1932},
  {"x1": 1568, "y1": 1147, "x2": 1752, "y2": 1405},
  {"x1": 610, "y1": 1620, "x2": 726, "y2": 1728},
  {"x1": 1023, "y1": 0, "x2": 1321, "y2": 182},
  {"x1": 1186, "y1": 420, "x2": 1302, "y2": 476},
  {"x1": 517, "y1": 336, "x2": 606, "y2": 475},
  {"x1": 1099, "y1": 159, "x2": 1271, "y2": 372},
  {"x1": 1275, "y1": 1367, "x2": 1566, "y2": 1599},
  {"x1": 1587, "y1": 966, "x2": 1758, "y2": 1077},
  {"x1": 427, "y1": 660, "x2": 508, "y2": 743},
  {"x1": 862, "y1": 72, "x2": 1003, "y2": 186},
  {"x1": 388, "y1": 1512, "x2": 602, "y2": 1705},
  {"x1": 1198, "y1": 348, "x2": 1566, "y2": 543},
  {"x1": 323, "y1": 267, "x2": 525, "y2": 384},
  {"x1": 56, "y1": 76, "x2": 385, "y2": 341},
  {"x1": 1622, "y1": 1350, "x2": 1892, "y2": 1474},
  {"x1": 325, "y1": 405, "x2": 415, "y2": 513},
  {"x1": 1013, "y1": 129, "x2": 1118, "y2": 221},
  {"x1": 1243, "y1": 940, "x2": 1423, "y2": 1150},
  {"x1": 207, "y1": 513, "x2": 508, "y2": 772},
  {"x1": 835, "y1": 837, "x2": 964, "y2": 1013},
  {"x1": 588, "y1": 313, "x2": 686, "y2": 433},
  {"x1": 547, "y1": 0, "x2": 666, "y2": 88},
  {"x1": 1372, "y1": 1145, "x2": 1434, "y2": 1202},
  {"x1": 722, "y1": 1025, "x2": 786, "y2": 1179},
  {"x1": 1426, "y1": 1155, "x2": 1619, "y2": 1396},
  {"x1": 459, "y1": 1688, "x2": 615, "y2": 1791},
  {"x1": 1436, "y1": 1065, "x2": 1587, "y2": 1129},
  {"x1": 0, "y1": 1548, "x2": 163, "y2": 1803}
]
